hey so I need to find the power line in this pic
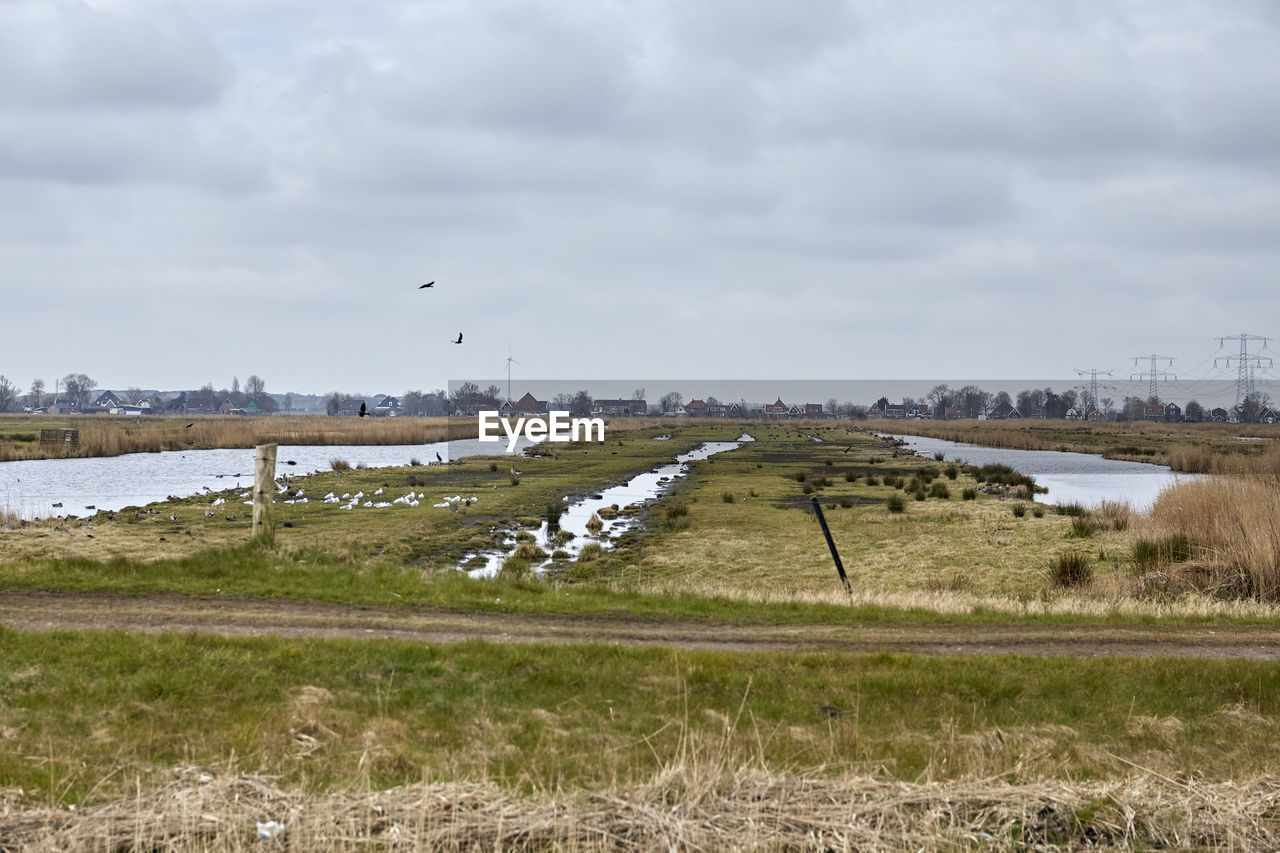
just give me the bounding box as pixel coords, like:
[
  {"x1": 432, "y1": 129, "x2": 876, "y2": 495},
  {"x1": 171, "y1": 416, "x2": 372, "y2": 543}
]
[
  {"x1": 1074, "y1": 368, "x2": 1114, "y2": 415},
  {"x1": 1215, "y1": 332, "x2": 1273, "y2": 406},
  {"x1": 1131, "y1": 354, "x2": 1176, "y2": 402}
]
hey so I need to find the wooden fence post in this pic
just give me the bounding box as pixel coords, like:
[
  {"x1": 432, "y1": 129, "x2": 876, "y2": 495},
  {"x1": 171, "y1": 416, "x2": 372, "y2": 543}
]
[
  {"x1": 253, "y1": 443, "x2": 277, "y2": 546},
  {"x1": 810, "y1": 496, "x2": 851, "y2": 594}
]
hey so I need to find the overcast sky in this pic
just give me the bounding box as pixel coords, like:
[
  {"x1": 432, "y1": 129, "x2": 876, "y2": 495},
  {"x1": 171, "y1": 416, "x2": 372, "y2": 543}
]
[{"x1": 3, "y1": 0, "x2": 1279, "y2": 397}]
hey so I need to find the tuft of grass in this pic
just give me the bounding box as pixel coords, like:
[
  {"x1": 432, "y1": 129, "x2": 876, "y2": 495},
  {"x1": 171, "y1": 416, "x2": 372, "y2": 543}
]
[
  {"x1": 1049, "y1": 551, "x2": 1094, "y2": 588},
  {"x1": 1031, "y1": 505, "x2": 1045, "y2": 518},
  {"x1": 330, "y1": 458, "x2": 351, "y2": 471},
  {"x1": 945, "y1": 464, "x2": 958, "y2": 480},
  {"x1": 1133, "y1": 535, "x2": 1194, "y2": 571},
  {"x1": 576, "y1": 542, "x2": 606, "y2": 563},
  {"x1": 721, "y1": 492, "x2": 735, "y2": 503},
  {"x1": 1068, "y1": 515, "x2": 1101, "y2": 538},
  {"x1": 1011, "y1": 502, "x2": 1027, "y2": 518},
  {"x1": 886, "y1": 494, "x2": 906, "y2": 513},
  {"x1": 928, "y1": 482, "x2": 950, "y2": 500},
  {"x1": 962, "y1": 488, "x2": 976, "y2": 501}
]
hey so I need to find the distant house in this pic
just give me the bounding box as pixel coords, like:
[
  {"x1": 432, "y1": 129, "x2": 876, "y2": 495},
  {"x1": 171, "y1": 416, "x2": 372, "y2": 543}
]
[
  {"x1": 1065, "y1": 407, "x2": 1082, "y2": 420},
  {"x1": 943, "y1": 406, "x2": 964, "y2": 420},
  {"x1": 881, "y1": 403, "x2": 906, "y2": 419},
  {"x1": 592, "y1": 399, "x2": 646, "y2": 417},
  {"x1": 1164, "y1": 402, "x2": 1182, "y2": 422},
  {"x1": 374, "y1": 395, "x2": 401, "y2": 417},
  {"x1": 684, "y1": 399, "x2": 708, "y2": 417},
  {"x1": 990, "y1": 403, "x2": 1021, "y2": 419},
  {"x1": 1030, "y1": 406, "x2": 1047, "y2": 419},
  {"x1": 509, "y1": 392, "x2": 547, "y2": 415},
  {"x1": 763, "y1": 398, "x2": 789, "y2": 418},
  {"x1": 242, "y1": 400, "x2": 260, "y2": 415},
  {"x1": 706, "y1": 403, "x2": 731, "y2": 418},
  {"x1": 802, "y1": 403, "x2": 825, "y2": 418},
  {"x1": 905, "y1": 403, "x2": 932, "y2": 419},
  {"x1": 1209, "y1": 407, "x2": 1229, "y2": 423},
  {"x1": 1260, "y1": 408, "x2": 1278, "y2": 424},
  {"x1": 92, "y1": 390, "x2": 123, "y2": 411},
  {"x1": 218, "y1": 399, "x2": 237, "y2": 415}
]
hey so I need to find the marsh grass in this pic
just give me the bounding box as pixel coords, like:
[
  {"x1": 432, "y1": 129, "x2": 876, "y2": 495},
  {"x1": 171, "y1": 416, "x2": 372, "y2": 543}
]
[
  {"x1": 1049, "y1": 551, "x2": 1094, "y2": 588},
  {"x1": 1142, "y1": 476, "x2": 1280, "y2": 599},
  {"x1": 0, "y1": 414, "x2": 472, "y2": 461}
]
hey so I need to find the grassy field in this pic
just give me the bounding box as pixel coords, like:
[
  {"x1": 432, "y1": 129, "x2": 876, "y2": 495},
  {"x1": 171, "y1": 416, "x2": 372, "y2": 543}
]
[{"x1": 4, "y1": 419, "x2": 1280, "y2": 846}]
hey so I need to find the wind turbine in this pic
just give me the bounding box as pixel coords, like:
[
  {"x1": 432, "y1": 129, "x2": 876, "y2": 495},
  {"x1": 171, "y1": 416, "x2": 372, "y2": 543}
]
[{"x1": 504, "y1": 343, "x2": 522, "y2": 403}]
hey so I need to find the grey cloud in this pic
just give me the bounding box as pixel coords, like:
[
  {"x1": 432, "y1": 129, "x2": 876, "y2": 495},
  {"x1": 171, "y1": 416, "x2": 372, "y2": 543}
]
[{"x1": 0, "y1": 2, "x2": 232, "y2": 111}]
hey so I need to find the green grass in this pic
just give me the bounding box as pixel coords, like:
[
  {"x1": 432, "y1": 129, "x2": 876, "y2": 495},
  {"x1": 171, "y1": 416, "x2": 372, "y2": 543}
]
[{"x1": 4, "y1": 628, "x2": 1280, "y2": 806}]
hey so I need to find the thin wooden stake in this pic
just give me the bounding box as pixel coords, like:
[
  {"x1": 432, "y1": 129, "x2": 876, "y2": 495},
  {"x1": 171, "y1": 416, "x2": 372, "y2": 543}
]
[
  {"x1": 252, "y1": 443, "x2": 277, "y2": 546},
  {"x1": 810, "y1": 496, "x2": 851, "y2": 594}
]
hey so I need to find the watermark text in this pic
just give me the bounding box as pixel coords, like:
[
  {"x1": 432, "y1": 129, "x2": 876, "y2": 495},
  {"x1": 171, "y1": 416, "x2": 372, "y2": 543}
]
[{"x1": 478, "y1": 411, "x2": 606, "y2": 452}]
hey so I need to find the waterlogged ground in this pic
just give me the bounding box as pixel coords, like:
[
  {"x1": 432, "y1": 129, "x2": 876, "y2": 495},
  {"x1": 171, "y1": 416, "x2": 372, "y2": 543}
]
[{"x1": 463, "y1": 435, "x2": 755, "y2": 577}]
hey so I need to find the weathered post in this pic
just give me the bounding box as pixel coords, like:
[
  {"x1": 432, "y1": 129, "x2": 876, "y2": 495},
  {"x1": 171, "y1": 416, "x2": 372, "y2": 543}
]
[
  {"x1": 810, "y1": 496, "x2": 851, "y2": 594},
  {"x1": 252, "y1": 443, "x2": 277, "y2": 546}
]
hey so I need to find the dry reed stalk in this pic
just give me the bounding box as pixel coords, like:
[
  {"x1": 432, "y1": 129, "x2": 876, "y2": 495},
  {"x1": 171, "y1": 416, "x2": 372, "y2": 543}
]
[
  {"x1": 1143, "y1": 476, "x2": 1280, "y2": 599},
  {"x1": 0, "y1": 417, "x2": 473, "y2": 461},
  {"x1": 3, "y1": 766, "x2": 1279, "y2": 851}
]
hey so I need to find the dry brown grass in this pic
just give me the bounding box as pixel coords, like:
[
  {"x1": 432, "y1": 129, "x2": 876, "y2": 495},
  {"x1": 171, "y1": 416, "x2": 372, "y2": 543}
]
[
  {"x1": 3, "y1": 765, "x2": 1278, "y2": 851},
  {"x1": 0, "y1": 416, "x2": 472, "y2": 461},
  {"x1": 1141, "y1": 476, "x2": 1280, "y2": 599}
]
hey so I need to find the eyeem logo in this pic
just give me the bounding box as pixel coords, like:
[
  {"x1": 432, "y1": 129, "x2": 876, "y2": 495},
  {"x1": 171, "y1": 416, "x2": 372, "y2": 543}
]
[{"x1": 478, "y1": 411, "x2": 606, "y2": 453}]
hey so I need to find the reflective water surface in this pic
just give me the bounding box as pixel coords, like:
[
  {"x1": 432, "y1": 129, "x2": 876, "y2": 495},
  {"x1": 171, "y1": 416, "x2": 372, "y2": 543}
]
[{"x1": 884, "y1": 433, "x2": 1200, "y2": 510}]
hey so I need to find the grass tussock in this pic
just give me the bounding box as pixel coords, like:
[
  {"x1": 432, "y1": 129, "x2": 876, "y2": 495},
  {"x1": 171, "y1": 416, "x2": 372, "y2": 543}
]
[
  {"x1": 1143, "y1": 476, "x2": 1280, "y2": 599},
  {"x1": 1049, "y1": 551, "x2": 1094, "y2": 588}
]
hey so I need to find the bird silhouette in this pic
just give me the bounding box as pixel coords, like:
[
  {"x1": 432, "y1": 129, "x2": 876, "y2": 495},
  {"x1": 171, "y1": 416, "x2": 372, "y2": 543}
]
[
  {"x1": 185, "y1": 423, "x2": 194, "y2": 429},
  {"x1": 419, "y1": 281, "x2": 434, "y2": 289},
  {"x1": 452, "y1": 332, "x2": 463, "y2": 344},
  {"x1": 435, "y1": 451, "x2": 443, "y2": 462},
  {"x1": 359, "y1": 402, "x2": 367, "y2": 417}
]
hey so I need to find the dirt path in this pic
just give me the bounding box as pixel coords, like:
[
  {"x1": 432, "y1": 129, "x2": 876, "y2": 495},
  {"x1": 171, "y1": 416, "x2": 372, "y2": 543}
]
[{"x1": 4, "y1": 591, "x2": 1280, "y2": 658}]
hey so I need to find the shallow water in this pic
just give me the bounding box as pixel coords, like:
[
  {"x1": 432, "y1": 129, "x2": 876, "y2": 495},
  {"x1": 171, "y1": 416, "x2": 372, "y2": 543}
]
[
  {"x1": 883, "y1": 433, "x2": 1199, "y2": 510},
  {"x1": 0, "y1": 437, "x2": 534, "y2": 520},
  {"x1": 465, "y1": 434, "x2": 755, "y2": 578}
]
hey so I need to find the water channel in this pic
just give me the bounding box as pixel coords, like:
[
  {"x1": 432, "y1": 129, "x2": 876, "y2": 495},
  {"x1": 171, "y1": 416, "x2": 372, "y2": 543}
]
[{"x1": 883, "y1": 433, "x2": 1200, "y2": 511}]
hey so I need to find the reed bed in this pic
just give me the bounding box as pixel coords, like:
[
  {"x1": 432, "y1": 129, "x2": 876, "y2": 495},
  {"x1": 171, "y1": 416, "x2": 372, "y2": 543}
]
[
  {"x1": 1140, "y1": 476, "x2": 1280, "y2": 600},
  {"x1": 0, "y1": 416, "x2": 473, "y2": 461},
  {"x1": 3, "y1": 765, "x2": 1277, "y2": 851}
]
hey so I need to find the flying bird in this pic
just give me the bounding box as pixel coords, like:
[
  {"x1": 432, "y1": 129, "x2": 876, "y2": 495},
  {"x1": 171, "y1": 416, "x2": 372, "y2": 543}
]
[
  {"x1": 452, "y1": 332, "x2": 463, "y2": 344},
  {"x1": 185, "y1": 423, "x2": 194, "y2": 429},
  {"x1": 359, "y1": 402, "x2": 368, "y2": 417},
  {"x1": 419, "y1": 281, "x2": 434, "y2": 289}
]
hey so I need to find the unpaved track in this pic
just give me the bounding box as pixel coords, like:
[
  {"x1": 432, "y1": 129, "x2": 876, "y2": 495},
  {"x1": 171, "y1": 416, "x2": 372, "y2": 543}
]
[{"x1": 4, "y1": 591, "x2": 1280, "y2": 658}]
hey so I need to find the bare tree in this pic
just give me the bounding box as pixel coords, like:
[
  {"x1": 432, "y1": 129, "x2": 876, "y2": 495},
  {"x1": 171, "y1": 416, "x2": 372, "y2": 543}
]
[
  {"x1": 570, "y1": 390, "x2": 593, "y2": 417},
  {"x1": 60, "y1": 373, "x2": 96, "y2": 411},
  {"x1": 245, "y1": 375, "x2": 267, "y2": 401},
  {"x1": 27, "y1": 378, "x2": 44, "y2": 410},
  {"x1": 126, "y1": 387, "x2": 146, "y2": 405},
  {"x1": 283, "y1": 393, "x2": 294, "y2": 414},
  {"x1": 660, "y1": 391, "x2": 683, "y2": 413},
  {"x1": 0, "y1": 375, "x2": 17, "y2": 412},
  {"x1": 631, "y1": 388, "x2": 646, "y2": 402},
  {"x1": 926, "y1": 384, "x2": 951, "y2": 415}
]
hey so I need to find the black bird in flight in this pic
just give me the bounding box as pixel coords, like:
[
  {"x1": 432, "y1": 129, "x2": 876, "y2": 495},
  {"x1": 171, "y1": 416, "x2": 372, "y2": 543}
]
[
  {"x1": 452, "y1": 332, "x2": 463, "y2": 344},
  {"x1": 359, "y1": 402, "x2": 368, "y2": 417},
  {"x1": 185, "y1": 423, "x2": 194, "y2": 429},
  {"x1": 419, "y1": 281, "x2": 434, "y2": 289},
  {"x1": 435, "y1": 451, "x2": 443, "y2": 462}
]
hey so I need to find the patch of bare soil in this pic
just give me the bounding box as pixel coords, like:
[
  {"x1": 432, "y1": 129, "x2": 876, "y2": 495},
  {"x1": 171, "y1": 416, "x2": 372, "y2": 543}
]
[{"x1": 3, "y1": 592, "x2": 1280, "y2": 658}]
